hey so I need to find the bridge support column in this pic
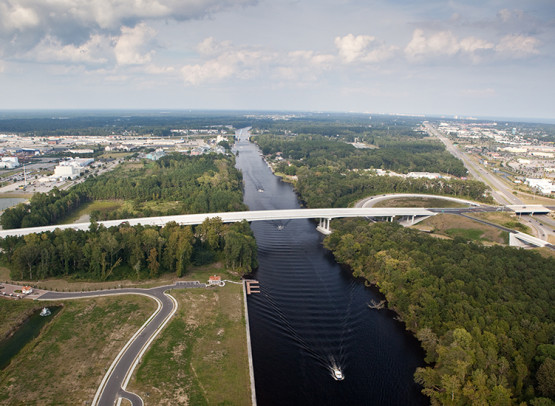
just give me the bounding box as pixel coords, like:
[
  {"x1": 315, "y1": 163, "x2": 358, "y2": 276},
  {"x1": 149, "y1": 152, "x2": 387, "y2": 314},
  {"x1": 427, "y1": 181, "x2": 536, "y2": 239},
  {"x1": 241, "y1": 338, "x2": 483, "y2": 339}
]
[{"x1": 316, "y1": 218, "x2": 332, "y2": 235}]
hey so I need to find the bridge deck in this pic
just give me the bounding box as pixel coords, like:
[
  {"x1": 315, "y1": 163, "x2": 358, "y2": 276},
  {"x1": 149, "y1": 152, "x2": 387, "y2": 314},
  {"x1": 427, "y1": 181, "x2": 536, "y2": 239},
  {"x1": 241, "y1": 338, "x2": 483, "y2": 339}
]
[{"x1": 0, "y1": 208, "x2": 435, "y2": 238}]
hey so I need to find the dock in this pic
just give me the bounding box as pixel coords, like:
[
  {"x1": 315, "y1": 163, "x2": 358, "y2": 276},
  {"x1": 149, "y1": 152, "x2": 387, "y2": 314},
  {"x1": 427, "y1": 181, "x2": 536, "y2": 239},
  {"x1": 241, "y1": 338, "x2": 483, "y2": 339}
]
[{"x1": 245, "y1": 280, "x2": 260, "y2": 295}]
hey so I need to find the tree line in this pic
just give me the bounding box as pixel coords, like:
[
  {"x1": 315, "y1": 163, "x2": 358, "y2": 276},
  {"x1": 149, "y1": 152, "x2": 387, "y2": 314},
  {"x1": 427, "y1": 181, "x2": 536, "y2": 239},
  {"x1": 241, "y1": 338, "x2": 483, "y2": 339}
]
[
  {"x1": 324, "y1": 220, "x2": 555, "y2": 405},
  {"x1": 294, "y1": 167, "x2": 490, "y2": 208},
  {"x1": 255, "y1": 134, "x2": 468, "y2": 177},
  {"x1": 1, "y1": 218, "x2": 258, "y2": 281},
  {"x1": 1, "y1": 154, "x2": 246, "y2": 229}
]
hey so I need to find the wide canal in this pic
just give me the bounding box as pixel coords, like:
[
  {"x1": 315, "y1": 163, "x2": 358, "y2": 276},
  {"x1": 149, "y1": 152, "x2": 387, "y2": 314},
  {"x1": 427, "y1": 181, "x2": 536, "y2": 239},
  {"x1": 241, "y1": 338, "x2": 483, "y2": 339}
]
[{"x1": 234, "y1": 133, "x2": 428, "y2": 405}]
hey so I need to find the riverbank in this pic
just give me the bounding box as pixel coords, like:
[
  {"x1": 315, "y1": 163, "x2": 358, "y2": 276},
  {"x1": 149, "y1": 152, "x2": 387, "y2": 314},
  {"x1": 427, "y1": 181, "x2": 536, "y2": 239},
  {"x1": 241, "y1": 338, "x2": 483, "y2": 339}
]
[{"x1": 324, "y1": 219, "x2": 555, "y2": 404}]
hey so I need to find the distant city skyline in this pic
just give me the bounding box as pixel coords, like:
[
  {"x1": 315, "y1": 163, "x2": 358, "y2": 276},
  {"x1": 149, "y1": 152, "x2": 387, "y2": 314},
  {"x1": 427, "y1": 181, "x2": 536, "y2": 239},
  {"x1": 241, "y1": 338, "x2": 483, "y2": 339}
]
[{"x1": 0, "y1": 0, "x2": 553, "y2": 120}]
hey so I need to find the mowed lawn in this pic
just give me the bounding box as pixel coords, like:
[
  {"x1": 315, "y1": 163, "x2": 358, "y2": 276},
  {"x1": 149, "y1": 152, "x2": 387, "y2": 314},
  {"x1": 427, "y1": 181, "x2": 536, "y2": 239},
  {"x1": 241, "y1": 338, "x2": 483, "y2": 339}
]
[
  {"x1": 0, "y1": 295, "x2": 156, "y2": 405},
  {"x1": 127, "y1": 284, "x2": 252, "y2": 406}
]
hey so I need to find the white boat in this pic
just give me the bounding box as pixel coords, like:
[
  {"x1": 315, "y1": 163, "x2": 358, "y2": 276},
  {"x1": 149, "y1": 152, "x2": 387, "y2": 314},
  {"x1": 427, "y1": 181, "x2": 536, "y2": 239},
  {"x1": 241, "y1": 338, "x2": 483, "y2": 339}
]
[
  {"x1": 332, "y1": 366, "x2": 344, "y2": 381},
  {"x1": 257, "y1": 188, "x2": 264, "y2": 193},
  {"x1": 40, "y1": 307, "x2": 51, "y2": 317}
]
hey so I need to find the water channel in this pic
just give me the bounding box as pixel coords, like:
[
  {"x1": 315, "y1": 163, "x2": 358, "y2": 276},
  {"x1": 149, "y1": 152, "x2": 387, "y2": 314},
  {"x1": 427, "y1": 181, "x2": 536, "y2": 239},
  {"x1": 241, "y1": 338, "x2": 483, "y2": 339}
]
[
  {"x1": 0, "y1": 306, "x2": 61, "y2": 370},
  {"x1": 234, "y1": 133, "x2": 428, "y2": 405}
]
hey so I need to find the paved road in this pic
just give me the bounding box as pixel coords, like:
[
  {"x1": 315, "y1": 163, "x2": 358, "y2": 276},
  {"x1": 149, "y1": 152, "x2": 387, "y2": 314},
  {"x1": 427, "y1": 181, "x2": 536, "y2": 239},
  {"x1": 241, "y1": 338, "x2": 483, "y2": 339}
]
[
  {"x1": 423, "y1": 122, "x2": 522, "y2": 205},
  {"x1": 39, "y1": 281, "x2": 205, "y2": 406},
  {"x1": 423, "y1": 123, "x2": 555, "y2": 241},
  {"x1": 355, "y1": 193, "x2": 484, "y2": 209}
]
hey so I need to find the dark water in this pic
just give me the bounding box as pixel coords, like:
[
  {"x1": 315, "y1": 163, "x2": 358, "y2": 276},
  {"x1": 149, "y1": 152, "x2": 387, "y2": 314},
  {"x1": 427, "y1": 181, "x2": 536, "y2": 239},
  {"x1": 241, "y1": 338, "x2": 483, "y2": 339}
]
[
  {"x1": 0, "y1": 306, "x2": 61, "y2": 370},
  {"x1": 234, "y1": 135, "x2": 428, "y2": 405}
]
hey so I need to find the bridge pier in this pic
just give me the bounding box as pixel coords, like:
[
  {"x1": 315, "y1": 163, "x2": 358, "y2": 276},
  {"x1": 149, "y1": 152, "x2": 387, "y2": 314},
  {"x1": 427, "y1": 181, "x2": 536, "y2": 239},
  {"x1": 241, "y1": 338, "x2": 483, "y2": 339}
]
[{"x1": 316, "y1": 218, "x2": 332, "y2": 235}]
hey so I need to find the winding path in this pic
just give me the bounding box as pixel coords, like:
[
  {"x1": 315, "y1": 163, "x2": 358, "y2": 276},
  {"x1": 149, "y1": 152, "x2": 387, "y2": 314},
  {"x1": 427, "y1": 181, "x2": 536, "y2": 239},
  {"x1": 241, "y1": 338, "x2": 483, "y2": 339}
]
[{"x1": 38, "y1": 281, "x2": 204, "y2": 406}]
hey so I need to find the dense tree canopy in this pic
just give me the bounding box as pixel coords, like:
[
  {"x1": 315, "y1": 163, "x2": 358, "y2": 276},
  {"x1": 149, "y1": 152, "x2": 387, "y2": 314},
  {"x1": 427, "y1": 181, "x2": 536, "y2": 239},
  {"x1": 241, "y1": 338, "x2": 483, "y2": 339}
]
[
  {"x1": 324, "y1": 220, "x2": 555, "y2": 405},
  {"x1": 1, "y1": 154, "x2": 246, "y2": 229},
  {"x1": 1, "y1": 219, "x2": 257, "y2": 281},
  {"x1": 255, "y1": 134, "x2": 468, "y2": 177}
]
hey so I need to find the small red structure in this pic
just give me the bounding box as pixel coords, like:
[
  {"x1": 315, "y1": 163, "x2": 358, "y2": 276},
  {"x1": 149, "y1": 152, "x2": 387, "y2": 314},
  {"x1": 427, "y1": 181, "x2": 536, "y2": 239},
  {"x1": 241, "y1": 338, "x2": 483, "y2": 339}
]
[{"x1": 208, "y1": 275, "x2": 224, "y2": 287}]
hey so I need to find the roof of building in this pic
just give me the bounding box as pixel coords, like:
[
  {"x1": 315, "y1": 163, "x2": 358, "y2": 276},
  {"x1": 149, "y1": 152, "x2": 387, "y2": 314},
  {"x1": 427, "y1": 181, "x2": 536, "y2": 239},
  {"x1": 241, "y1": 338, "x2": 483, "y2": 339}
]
[{"x1": 209, "y1": 275, "x2": 221, "y2": 281}]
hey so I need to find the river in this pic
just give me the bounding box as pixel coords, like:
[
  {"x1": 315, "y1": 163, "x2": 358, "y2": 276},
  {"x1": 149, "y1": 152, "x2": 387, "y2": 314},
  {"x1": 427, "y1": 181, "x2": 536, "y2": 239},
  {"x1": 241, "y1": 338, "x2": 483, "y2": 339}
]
[{"x1": 234, "y1": 133, "x2": 428, "y2": 405}]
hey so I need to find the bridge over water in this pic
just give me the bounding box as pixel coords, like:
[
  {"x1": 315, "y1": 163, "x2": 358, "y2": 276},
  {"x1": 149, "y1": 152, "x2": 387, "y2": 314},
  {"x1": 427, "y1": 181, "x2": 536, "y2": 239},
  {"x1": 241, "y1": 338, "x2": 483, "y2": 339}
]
[{"x1": 0, "y1": 207, "x2": 435, "y2": 238}]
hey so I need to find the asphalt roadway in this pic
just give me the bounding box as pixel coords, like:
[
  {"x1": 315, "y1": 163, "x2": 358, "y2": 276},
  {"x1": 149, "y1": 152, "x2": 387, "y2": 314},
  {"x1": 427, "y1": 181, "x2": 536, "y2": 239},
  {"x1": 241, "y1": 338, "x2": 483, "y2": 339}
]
[{"x1": 38, "y1": 281, "x2": 205, "y2": 406}]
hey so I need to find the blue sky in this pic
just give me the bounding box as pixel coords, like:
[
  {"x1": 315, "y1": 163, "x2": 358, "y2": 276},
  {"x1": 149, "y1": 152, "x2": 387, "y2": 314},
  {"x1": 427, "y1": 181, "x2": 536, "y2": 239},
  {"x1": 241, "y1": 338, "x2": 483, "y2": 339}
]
[{"x1": 0, "y1": 0, "x2": 554, "y2": 120}]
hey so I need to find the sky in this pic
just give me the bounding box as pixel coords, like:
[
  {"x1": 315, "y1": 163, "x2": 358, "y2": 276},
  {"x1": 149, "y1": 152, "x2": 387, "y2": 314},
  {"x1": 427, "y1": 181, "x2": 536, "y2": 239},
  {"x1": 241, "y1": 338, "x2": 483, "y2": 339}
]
[{"x1": 0, "y1": 0, "x2": 554, "y2": 120}]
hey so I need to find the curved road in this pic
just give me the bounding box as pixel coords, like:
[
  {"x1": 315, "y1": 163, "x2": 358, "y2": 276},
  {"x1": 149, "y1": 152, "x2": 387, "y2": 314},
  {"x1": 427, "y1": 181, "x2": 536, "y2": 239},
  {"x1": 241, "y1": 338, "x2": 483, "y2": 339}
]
[
  {"x1": 355, "y1": 193, "x2": 482, "y2": 209},
  {"x1": 38, "y1": 281, "x2": 205, "y2": 406}
]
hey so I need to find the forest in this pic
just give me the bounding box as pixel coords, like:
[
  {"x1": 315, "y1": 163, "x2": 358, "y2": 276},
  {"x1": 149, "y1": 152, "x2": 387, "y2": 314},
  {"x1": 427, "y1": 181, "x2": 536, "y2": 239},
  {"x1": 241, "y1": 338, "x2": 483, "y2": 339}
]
[
  {"x1": 294, "y1": 167, "x2": 490, "y2": 208},
  {"x1": 255, "y1": 134, "x2": 468, "y2": 177},
  {"x1": 1, "y1": 154, "x2": 246, "y2": 229},
  {"x1": 252, "y1": 133, "x2": 489, "y2": 207},
  {"x1": 0, "y1": 218, "x2": 258, "y2": 281},
  {"x1": 324, "y1": 220, "x2": 555, "y2": 405}
]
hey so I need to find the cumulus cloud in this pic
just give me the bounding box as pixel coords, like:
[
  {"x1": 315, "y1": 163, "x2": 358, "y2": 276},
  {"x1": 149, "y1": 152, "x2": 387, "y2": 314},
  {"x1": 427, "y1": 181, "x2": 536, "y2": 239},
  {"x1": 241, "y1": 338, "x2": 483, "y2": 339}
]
[
  {"x1": 0, "y1": 0, "x2": 255, "y2": 61},
  {"x1": 30, "y1": 34, "x2": 112, "y2": 64},
  {"x1": 335, "y1": 34, "x2": 396, "y2": 63},
  {"x1": 114, "y1": 23, "x2": 156, "y2": 65},
  {"x1": 181, "y1": 38, "x2": 337, "y2": 86},
  {"x1": 404, "y1": 29, "x2": 539, "y2": 62},
  {"x1": 405, "y1": 29, "x2": 462, "y2": 60},
  {"x1": 496, "y1": 34, "x2": 539, "y2": 58},
  {"x1": 181, "y1": 39, "x2": 266, "y2": 85}
]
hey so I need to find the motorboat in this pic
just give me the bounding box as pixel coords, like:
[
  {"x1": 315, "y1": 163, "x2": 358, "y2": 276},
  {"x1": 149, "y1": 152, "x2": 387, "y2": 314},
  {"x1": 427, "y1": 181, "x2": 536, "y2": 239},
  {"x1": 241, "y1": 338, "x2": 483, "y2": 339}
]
[
  {"x1": 40, "y1": 307, "x2": 51, "y2": 317},
  {"x1": 332, "y1": 366, "x2": 344, "y2": 381},
  {"x1": 257, "y1": 188, "x2": 264, "y2": 192}
]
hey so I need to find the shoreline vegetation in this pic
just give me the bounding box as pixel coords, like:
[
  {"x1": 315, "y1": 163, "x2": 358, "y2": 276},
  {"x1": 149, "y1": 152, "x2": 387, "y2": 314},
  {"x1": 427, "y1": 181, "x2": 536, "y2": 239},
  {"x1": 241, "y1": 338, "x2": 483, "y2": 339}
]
[{"x1": 324, "y1": 220, "x2": 555, "y2": 405}]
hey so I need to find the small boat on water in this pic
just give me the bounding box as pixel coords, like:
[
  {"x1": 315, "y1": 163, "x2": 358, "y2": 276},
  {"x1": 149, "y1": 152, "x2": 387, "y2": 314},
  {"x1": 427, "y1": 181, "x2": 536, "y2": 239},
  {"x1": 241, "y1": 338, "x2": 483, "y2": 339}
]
[
  {"x1": 257, "y1": 188, "x2": 264, "y2": 193},
  {"x1": 331, "y1": 366, "x2": 344, "y2": 381},
  {"x1": 40, "y1": 307, "x2": 51, "y2": 317}
]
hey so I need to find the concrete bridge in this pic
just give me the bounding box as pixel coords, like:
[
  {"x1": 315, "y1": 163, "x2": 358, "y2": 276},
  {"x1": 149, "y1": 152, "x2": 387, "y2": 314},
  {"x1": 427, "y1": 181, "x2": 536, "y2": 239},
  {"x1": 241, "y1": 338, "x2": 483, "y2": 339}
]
[{"x1": 0, "y1": 207, "x2": 436, "y2": 238}]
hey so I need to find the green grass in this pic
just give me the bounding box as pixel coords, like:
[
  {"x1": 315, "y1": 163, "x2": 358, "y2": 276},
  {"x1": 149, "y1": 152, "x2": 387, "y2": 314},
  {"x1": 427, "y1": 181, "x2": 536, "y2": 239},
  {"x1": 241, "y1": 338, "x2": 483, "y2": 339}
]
[
  {"x1": 0, "y1": 295, "x2": 156, "y2": 405},
  {"x1": 502, "y1": 220, "x2": 531, "y2": 233},
  {"x1": 445, "y1": 228, "x2": 485, "y2": 241},
  {"x1": 128, "y1": 285, "x2": 251, "y2": 405},
  {"x1": 58, "y1": 200, "x2": 125, "y2": 224}
]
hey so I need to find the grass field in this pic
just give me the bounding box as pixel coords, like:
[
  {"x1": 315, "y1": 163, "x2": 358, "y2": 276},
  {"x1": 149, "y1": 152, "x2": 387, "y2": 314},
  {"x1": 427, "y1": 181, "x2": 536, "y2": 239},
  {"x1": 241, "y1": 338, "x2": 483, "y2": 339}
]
[
  {"x1": 414, "y1": 214, "x2": 509, "y2": 244},
  {"x1": 0, "y1": 295, "x2": 156, "y2": 405},
  {"x1": 373, "y1": 196, "x2": 469, "y2": 208},
  {"x1": 470, "y1": 211, "x2": 531, "y2": 233},
  {"x1": 127, "y1": 284, "x2": 251, "y2": 405}
]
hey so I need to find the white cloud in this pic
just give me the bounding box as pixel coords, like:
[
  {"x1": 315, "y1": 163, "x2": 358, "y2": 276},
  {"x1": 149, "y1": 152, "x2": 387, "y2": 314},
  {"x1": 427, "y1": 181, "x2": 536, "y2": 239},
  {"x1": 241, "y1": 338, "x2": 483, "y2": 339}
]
[
  {"x1": 181, "y1": 58, "x2": 237, "y2": 85},
  {"x1": 496, "y1": 34, "x2": 539, "y2": 58},
  {"x1": 30, "y1": 34, "x2": 112, "y2": 64},
  {"x1": 0, "y1": 0, "x2": 256, "y2": 62},
  {"x1": 335, "y1": 34, "x2": 396, "y2": 64},
  {"x1": 404, "y1": 29, "x2": 539, "y2": 62},
  {"x1": 114, "y1": 23, "x2": 156, "y2": 65},
  {"x1": 0, "y1": 3, "x2": 39, "y2": 31},
  {"x1": 405, "y1": 29, "x2": 460, "y2": 61}
]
